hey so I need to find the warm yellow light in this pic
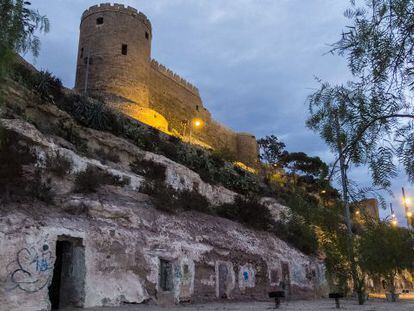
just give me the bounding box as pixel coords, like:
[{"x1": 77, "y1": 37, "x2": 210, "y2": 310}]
[
  {"x1": 407, "y1": 211, "x2": 413, "y2": 218},
  {"x1": 321, "y1": 190, "x2": 327, "y2": 194},
  {"x1": 403, "y1": 197, "x2": 412, "y2": 206},
  {"x1": 192, "y1": 118, "x2": 203, "y2": 128},
  {"x1": 391, "y1": 219, "x2": 398, "y2": 226},
  {"x1": 355, "y1": 210, "x2": 360, "y2": 215}
]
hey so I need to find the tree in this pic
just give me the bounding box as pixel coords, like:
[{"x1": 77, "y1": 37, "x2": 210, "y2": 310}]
[
  {"x1": 358, "y1": 222, "x2": 414, "y2": 302},
  {"x1": 311, "y1": 0, "x2": 414, "y2": 187},
  {"x1": 0, "y1": 0, "x2": 49, "y2": 76},
  {"x1": 307, "y1": 87, "x2": 368, "y2": 304},
  {"x1": 280, "y1": 151, "x2": 329, "y2": 180},
  {"x1": 257, "y1": 135, "x2": 286, "y2": 165}
]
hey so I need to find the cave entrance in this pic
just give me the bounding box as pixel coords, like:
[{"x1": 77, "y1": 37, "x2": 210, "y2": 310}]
[
  {"x1": 48, "y1": 236, "x2": 86, "y2": 310},
  {"x1": 218, "y1": 263, "x2": 229, "y2": 299}
]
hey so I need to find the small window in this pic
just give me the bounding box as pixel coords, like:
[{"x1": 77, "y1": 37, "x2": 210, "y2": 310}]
[
  {"x1": 159, "y1": 259, "x2": 173, "y2": 291},
  {"x1": 96, "y1": 17, "x2": 104, "y2": 25},
  {"x1": 145, "y1": 31, "x2": 149, "y2": 40},
  {"x1": 80, "y1": 48, "x2": 84, "y2": 59},
  {"x1": 121, "y1": 44, "x2": 128, "y2": 55},
  {"x1": 196, "y1": 105, "x2": 199, "y2": 111},
  {"x1": 83, "y1": 57, "x2": 88, "y2": 65}
]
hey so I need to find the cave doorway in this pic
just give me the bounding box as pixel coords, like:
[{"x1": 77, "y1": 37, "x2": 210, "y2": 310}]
[
  {"x1": 48, "y1": 236, "x2": 86, "y2": 310},
  {"x1": 218, "y1": 263, "x2": 229, "y2": 299},
  {"x1": 281, "y1": 262, "x2": 291, "y2": 298}
]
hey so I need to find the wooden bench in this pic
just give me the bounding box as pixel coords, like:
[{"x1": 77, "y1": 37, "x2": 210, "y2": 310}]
[
  {"x1": 269, "y1": 291, "x2": 285, "y2": 309},
  {"x1": 329, "y1": 292, "x2": 344, "y2": 309}
]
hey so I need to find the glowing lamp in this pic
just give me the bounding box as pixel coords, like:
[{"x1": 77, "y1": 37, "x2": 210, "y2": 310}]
[
  {"x1": 192, "y1": 118, "x2": 203, "y2": 128},
  {"x1": 407, "y1": 211, "x2": 413, "y2": 218},
  {"x1": 391, "y1": 219, "x2": 398, "y2": 226}
]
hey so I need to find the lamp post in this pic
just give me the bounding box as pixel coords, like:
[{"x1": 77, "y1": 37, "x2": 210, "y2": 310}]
[
  {"x1": 402, "y1": 187, "x2": 412, "y2": 229},
  {"x1": 189, "y1": 118, "x2": 203, "y2": 144}
]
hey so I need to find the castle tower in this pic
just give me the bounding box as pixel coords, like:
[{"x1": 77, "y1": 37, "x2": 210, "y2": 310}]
[{"x1": 75, "y1": 3, "x2": 152, "y2": 107}]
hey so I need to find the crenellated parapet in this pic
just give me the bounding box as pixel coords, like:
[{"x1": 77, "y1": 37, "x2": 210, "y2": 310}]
[
  {"x1": 151, "y1": 59, "x2": 200, "y2": 96},
  {"x1": 81, "y1": 3, "x2": 152, "y2": 32}
]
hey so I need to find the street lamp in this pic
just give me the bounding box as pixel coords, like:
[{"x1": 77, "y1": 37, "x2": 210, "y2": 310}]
[
  {"x1": 402, "y1": 187, "x2": 412, "y2": 229},
  {"x1": 189, "y1": 118, "x2": 203, "y2": 143}
]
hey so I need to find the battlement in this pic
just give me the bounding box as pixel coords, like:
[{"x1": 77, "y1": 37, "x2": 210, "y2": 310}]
[
  {"x1": 151, "y1": 59, "x2": 200, "y2": 96},
  {"x1": 81, "y1": 3, "x2": 151, "y2": 31}
]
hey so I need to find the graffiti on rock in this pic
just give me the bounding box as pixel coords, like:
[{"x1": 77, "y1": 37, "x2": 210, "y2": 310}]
[
  {"x1": 6, "y1": 243, "x2": 54, "y2": 293},
  {"x1": 238, "y1": 264, "x2": 255, "y2": 291}
]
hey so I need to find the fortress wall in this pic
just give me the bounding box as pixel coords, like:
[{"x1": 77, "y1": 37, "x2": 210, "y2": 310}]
[
  {"x1": 149, "y1": 63, "x2": 207, "y2": 133},
  {"x1": 149, "y1": 61, "x2": 258, "y2": 166},
  {"x1": 149, "y1": 63, "x2": 239, "y2": 155}
]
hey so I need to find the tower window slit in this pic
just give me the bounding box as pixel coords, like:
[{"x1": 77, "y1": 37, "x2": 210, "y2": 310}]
[
  {"x1": 96, "y1": 17, "x2": 104, "y2": 25},
  {"x1": 122, "y1": 44, "x2": 128, "y2": 55}
]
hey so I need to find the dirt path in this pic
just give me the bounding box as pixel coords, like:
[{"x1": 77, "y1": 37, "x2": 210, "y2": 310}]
[{"x1": 62, "y1": 299, "x2": 414, "y2": 311}]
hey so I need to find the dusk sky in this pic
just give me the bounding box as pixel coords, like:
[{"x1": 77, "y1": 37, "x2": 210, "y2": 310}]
[{"x1": 25, "y1": 0, "x2": 413, "y2": 223}]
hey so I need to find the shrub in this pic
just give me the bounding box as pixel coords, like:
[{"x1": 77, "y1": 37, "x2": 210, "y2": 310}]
[
  {"x1": 12, "y1": 63, "x2": 63, "y2": 102},
  {"x1": 130, "y1": 157, "x2": 166, "y2": 181},
  {"x1": 58, "y1": 94, "x2": 125, "y2": 134},
  {"x1": 140, "y1": 181, "x2": 178, "y2": 213},
  {"x1": 74, "y1": 165, "x2": 130, "y2": 193},
  {"x1": 175, "y1": 188, "x2": 212, "y2": 214},
  {"x1": 0, "y1": 129, "x2": 35, "y2": 200},
  {"x1": 216, "y1": 196, "x2": 273, "y2": 231},
  {"x1": 45, "y1": 151, "x2": 73, "y2": 177},
  {"x1": 140, "y1": 180, "x2": 212, "y2": 214},
  {"x1": 273, "y1": 214, "x2": 319, "y2": 255},
  {"x1": 94, "y1": 148, "x2": 120, "y2": 164},
  {"x1": 29, "y1": 169, "x2": 54, "y2": 204}
]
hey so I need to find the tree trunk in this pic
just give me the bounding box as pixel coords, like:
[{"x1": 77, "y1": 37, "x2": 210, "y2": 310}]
[{"x1": 334, "y1": 114, "x2": 365, "y2": 305}]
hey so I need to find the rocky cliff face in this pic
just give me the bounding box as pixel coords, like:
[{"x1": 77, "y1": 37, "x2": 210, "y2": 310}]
[{"x1": 0, "y1": 77, "x2": 327, "y2": 310}]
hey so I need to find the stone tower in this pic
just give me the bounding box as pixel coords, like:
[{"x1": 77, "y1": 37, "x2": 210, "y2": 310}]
[{"x1": 75, "y1": 3, "x2": 152, "y2": 107}]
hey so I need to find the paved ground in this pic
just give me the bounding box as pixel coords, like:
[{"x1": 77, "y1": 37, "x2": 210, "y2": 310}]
[{"x1": 63, "y1": 299, "x2": 414, "y2": 310}]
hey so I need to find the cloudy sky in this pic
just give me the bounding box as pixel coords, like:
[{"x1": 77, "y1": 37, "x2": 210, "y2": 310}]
[{"x1": 26, "y1": 0, "x2": 413, "y2": 223}]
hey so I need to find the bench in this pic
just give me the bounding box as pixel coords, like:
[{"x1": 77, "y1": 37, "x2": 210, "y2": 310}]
[
  {"x1": 329, "y1": 293, "x2": 344, "y2": 309},
  {"x1": 269, "y1": 291, "x2": 285, "y2": 309}
]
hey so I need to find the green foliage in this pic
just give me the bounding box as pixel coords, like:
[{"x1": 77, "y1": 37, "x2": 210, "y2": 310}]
[
  {"x1": 141, "y1": 180, "x2": 212, "y2": 214},
  {"x1": 273, "y1": 214, "x2": 319, "y2": 256},
  {"x1": 130, "y1": 157, "x2": 166, "y2": 181},
  {"x1": 216, "y1": 196, "x2": 273, "y2": 231},
  {"x1": 258, "y1": 135, "x2": 286, "y2": 165},
  {"x1": 29, "y1": 168, "x2": 54, "y2": 204},
  {"x1": 94, "y1": 148, "x2": 120, "y2": 164},
  {"x1": 280, "y1": 152, "x2": 329, "y2": 180},
  {"x1": 0, "y1": 128, "x2": 35, "y2": 200},
  {"x1": 45, "y1": 151, "x2": 72, "y2": 177},
  {"x1": 74, "y1": 165, "x2": 130, "y2": 193},
  {"x1": 0, "y1": 0, "x2": 49, "y2": 76},
  {"x1": 358, "y1": 222, "x2": 414, "y2": 295},
  {"x1": 319, "y1": 228, "x2": 351, "y2": 294},
  {"x1": 12, "y1": 62, "x2": 63, "y2": 102},
  {"x1": 59, "y1": 94, "x2": 124, "y2": 133}
]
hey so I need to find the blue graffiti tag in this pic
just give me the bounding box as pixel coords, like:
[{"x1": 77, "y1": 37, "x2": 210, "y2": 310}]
[
  {"x1": 243, "y1": 271, "x2": 249, "y2": 281},
  {"x1": 6, "y1": 244, "x2": 53, "y2": 293}
]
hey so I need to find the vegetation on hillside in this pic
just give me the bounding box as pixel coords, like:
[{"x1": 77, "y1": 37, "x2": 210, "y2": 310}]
[{"x1": 307, "y1": 0, "x2": 414, "y2": 303}]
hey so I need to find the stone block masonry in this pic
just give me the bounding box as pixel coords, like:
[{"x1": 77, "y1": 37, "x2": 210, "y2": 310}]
[{"x1": 75, "y1": 3, "x2": 259, "y2": 168}]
